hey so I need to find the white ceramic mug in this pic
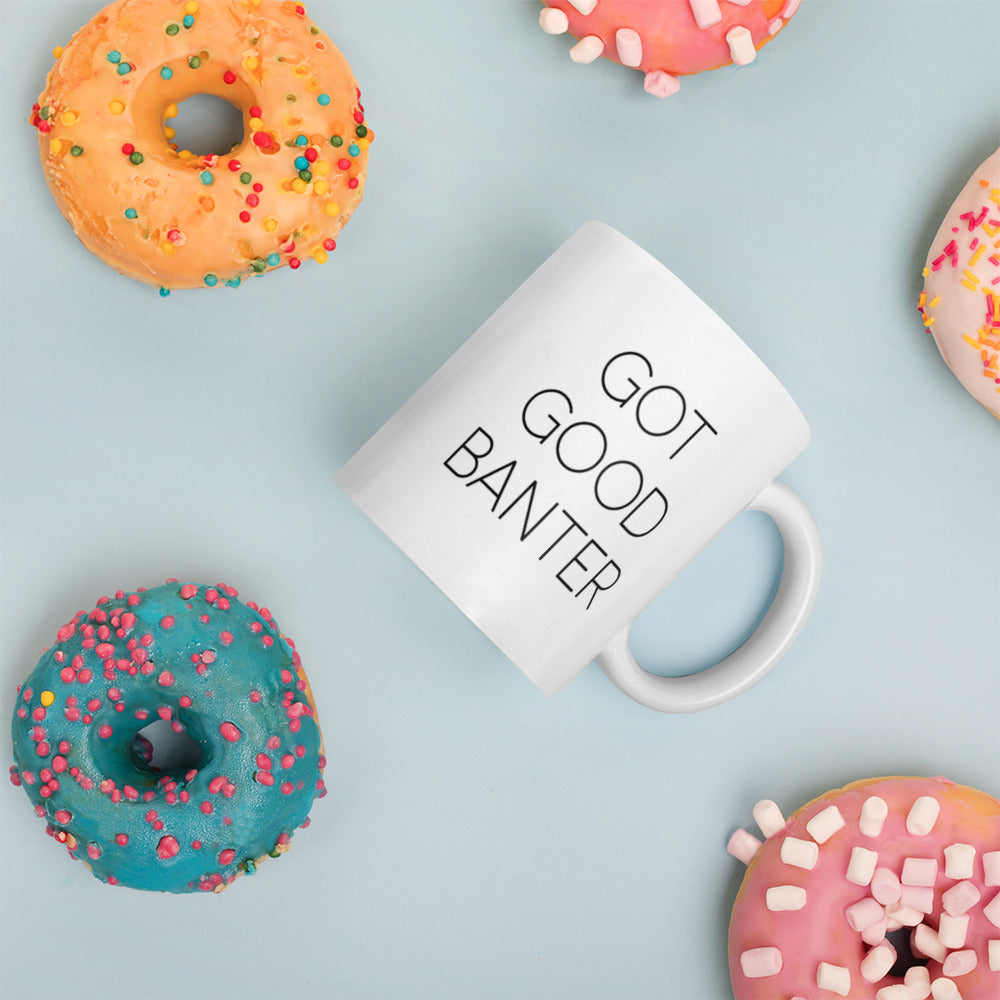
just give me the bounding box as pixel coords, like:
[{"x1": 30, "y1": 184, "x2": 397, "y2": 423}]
[{"x1": 337, "y1": 222, "x2": 822, "y2": 712}]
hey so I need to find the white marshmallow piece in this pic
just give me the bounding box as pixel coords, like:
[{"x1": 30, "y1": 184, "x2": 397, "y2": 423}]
[
  {"x1": 566, "y1": 0, "x2": 597, "y2": 14},
  {"x1": 985, "y1": 888, "x2": 1000, "y2": 928},
  {"x1": 886, "y1": 903, "x2": 924, "y2": 927},
  {"x1": 538, "y1": 8, "x2": 569, "y2": 34},
  {"x1": 929, "y1": 978, "x2": 962, "y2": 1000},
  {"x1": 753, "y1": 799, "x2": 785, "y2": 839},
  {"x1": 614, "y1": 28, "x2": 642, "y2": 68},
  {"x1": 861, "y1": 944, "x2": 896, "y2": 983},
  {"x1": 765, "y1": 885, "x2": 806, "y2": 911},
  {"x1": 740, "y1": 946, "x2": 782, "y2": 978},
  {"x1": 876, "y1": 987, "x2": 913, "y2": 1000},
  {"x1": 984, "y1": 850, "x2": 1000, "y2": 886},
  {"x1": 806, "y1": 805, "x2": 846, "y2": 844},
  {"x1": 906, "y1": 796, "x2": 940, "y2": 836},
  {"x1": 642, "y1": 70, "x2": 680, "y2": 98},
  {"x1": 846, "y1": 897, "x2": 885, "y2": 932},
  {"x1": 688, "y1": 0, "x2": 722, "y2": 29},
  {"x1": 943, "y1": 843, "x2": 976, "y2": 880},
  {"x1": 937, "y1": 912, "x2": 969, "y2": 949},
  {"x1": 847, "y1": 846, "x2": 878, "y2": 886},
  {"x1": 725, "y1": 26, "x2": 757, "y2": 66},
  {"x1": 899, "y1": 884, "x2": 935, "y2": 914},
  {"x1": 816, "y1": 962, "x2": 851, "y2": 997},
  {"x1": 942, "y1": 949, "x2": 977, "y2": 977},
  {"x1": 902, "y1": 857, "x2": 938, "y2": 886},
  {"x1": 905, "y1": 965, "x2": 932, "y2": 1000},
  {"x1": 726, "y1": 828, "x2": 762, "y2": 865},
  {"x1": 942, "y1": 879, "x2": 981, "y2": 917},
  {"x1": 871, "y1": 866, "x2": 902, "y2": 904},
  {"x1": 860, "y1": 796, "x2": 889, "y2": 837},
  {"x1": 861, "y1": 914, "x2": 889, "y2": 946},
  {"x1": 569, "y1": 36, "x2": 603, "y2": 63},
  {"x1": 911, "y1": 924, "x2": 947, "y2": 963},
  {"x1": 780, "y1": 836, "x2": 819, "y2": 870},
  {"x1": 989, "y1": 939, "x2": 1000, "y2": 972}
]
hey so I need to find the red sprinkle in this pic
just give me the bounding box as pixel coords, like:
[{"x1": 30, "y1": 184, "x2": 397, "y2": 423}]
[
  {"x1": 223, "y1": 70, "x2": 237, "y2": 85},
  {"x1": 249, "y1": 105, "x2": 262, "y2": 118},
  {"x1": 121, "y1": 143, "x2": 134, "y2": 155}
]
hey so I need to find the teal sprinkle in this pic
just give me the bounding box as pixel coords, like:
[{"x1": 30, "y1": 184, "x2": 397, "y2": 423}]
[
  {"x1": 183, "y1": 14, "x2": 195, "y2": 27},
  {"x1": 266, "y1": 253, "x2": 280, "y2": 266},
  {"x1": 125, "y1": 208, "x2": 138, "y2": 219},
  {"x1": 294, "y1": 156, "x2": 309, "y2": 170},
  {"x1": 295, "y1": 134, "x2": 308, "y2": 147},
  {"x1": 107, "y1": 51, "x2": 121, "y2": 63},
  {"x1": 159, "y1": 287, "x2": 171, "y2": 297},
  {"x1": 160, "y1": 66, "x2": 173, "y2": 80},
  {"x1": 166, "y1": 23, "x2": 180, "y2": 36},
  {"x1": 348, "y1": 143, "x2": 360, "y2": 157},
  {"x1": 204, "y1": 274, "x2": 219, "y2": 287},
  {"x1": 226, "y1": 277, "x2": 242, "y2": 288},
  {"x1": 199, "y1": 171, "x2": 213, "y2": 185},
  {"x1": 117, "y1": 62, "x2": 131, "y2": 75},
  {"x1": 317, "y1": 93, "x2": 330, "y2": 106}
]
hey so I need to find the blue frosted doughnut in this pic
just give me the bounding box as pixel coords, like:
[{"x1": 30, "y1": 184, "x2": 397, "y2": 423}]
[{"x1": 9, "y1": 580, "x2": 325, "y2": 893}]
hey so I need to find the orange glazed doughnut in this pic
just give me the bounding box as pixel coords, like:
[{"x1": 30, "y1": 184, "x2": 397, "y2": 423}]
[
  {"x1": 726, "y1": 776, "x2": 1000, "y2": 1000},
  {"x1": 31, "y1": 0, "x2": 372, "y2": 293},
  {"x1": 538, "y1": 0, "x2": 801, "y2": 96}
]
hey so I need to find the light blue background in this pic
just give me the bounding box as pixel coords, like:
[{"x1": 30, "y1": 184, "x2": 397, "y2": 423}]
[{"x1": 2, "y1": 2, "x2": 998, "y2": 998}]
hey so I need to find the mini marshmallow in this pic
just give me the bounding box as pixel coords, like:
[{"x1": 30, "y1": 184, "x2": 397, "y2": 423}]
[
  {"x1": 937, "y1": 912, "x2": 969, "y2": 949},
  {"x1": 989, "y1": 939, "x2": 1000, "y2": 972},
  {"x1": 752, "y1": 799, "x2": 785, "y2": 839},
  {"x1": 688, "y1": 0, "x2": 723, "y2": 30},
  {"x1": 886, "y1": 903, "x2": 924, "y2": 927},
  {"x1": 899, "y1": 884, "x2": 935, "y2": 914},
  {"x1": 765, "y1": 885, "x2": 806, "y2": 911},
  {"x1": 566, "y1": 0, "x2": 597, "y2": 14},
  {"x1": 942, "y1": 879, "x2": 981, "y2": 916},
  {"x1": 614, "y1": 28, "x2": 642, "y2": 68},
  {"x1": 846, "y1": 897, "x2": 885, "y2": 932},
  {"x1": 871, "y1": 867, "x2": 902, "y2": 905},
  {"x1": 905, "y1": 965, "x2": 932, "y2": 1000},
  {"x1": 941, "y1": 949, "x2": 977, "y2": 978},
  {"x1": 806, "y1": 805, "x2": 846, "y2": 844},
  {"x1": 725, "y1": 26, "x2": 756, "y2": 66},
  {"x1": 860, "y1": 795, "x2": 889, "y2": 837},
  {"x1": 902, "y1": 857, "x2": 938, "y2": 887},
  {"x1": 861, "y1": 914, "x2": 889, "y2": 946},
  {"x1": 984, "y1": 850, "x2": 1000, "y2": 886},
  {"x1": 569, "y1": 36, "x2": 603, "y2": 63},
  {"x1": 816, "y1": 962, "x2": 851, "y2": 996},
  {"x1": 943, "y1": 843, "x2": 976, "y2": 880},
  {"x1": 642, "y1": 70, "x2": 680, "y2": 98},
  {"x1": 860, "y1": 943, "x2": 896, "y2": 983},
  {"x1": 876, "y1": 987, "x2": 913, "y2": 1000},
  {"x1": 929, "y1": 978, "x2": 962, "y2": 1000},
  {"x1": 847, "y1": 846, "x2": 878, "y2": 886},
  {"x1": 984, "y1": 888, "x2": 1000, "y2": 928},
  {"x1": 538, "y1": 8, "x2": 569, "y2": 33},
  {"x1": 780, "y1": 836, "x2": 819, "y2": 870},
  {"x1": 727, "y1": 828, "x2": 763, "y2": 865},
  {"x1": 912, "y1": 923, "x2": 947, "y2": 963},
  {"x1": 906, "y1": 795, "x2": 941, "y2": 836},
  {"x1": 740, "y1": 946, "x2": 782, "y2": 978}
]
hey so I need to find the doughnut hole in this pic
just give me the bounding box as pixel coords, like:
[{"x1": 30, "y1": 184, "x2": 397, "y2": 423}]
[
  {"x1": 885, "y1": 927, "x2": 928, "y2": 978},
  {"x1": 165, "y1": 94, "x2": 244, "y2": 156},
  {"x1": 131, "y1": 718, "x2": 204, "y2": 778}
]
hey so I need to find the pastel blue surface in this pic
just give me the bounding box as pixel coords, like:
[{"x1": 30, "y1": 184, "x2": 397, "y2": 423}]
[{"x1": 1, "y1": 2, "x2": 997, "y2": 998}]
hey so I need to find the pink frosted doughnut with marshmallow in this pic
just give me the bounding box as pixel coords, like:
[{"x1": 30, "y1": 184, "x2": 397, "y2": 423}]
[
  {"x1": 726, "y1": 776, "x2": 1000, "y2": 1000},
  {"x1": 538, "y1": 0, "x2": 801, "y2": 96}
]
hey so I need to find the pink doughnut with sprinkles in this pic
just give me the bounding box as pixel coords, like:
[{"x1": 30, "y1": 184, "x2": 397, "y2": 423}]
[
  {"x1": 9, "y1": 581, "x2": 326, "y2": 893},
  {"x1": 919, "y1": 148, "x2": 1000, "y2": 418},
  {"x1": 30, "y1": 0, "x2": 372, "y2": 293},
  {"x1": 538, "y1": 0, "x2": 801, "y2": 96},
  {"x1": 726, "y1": 776, "x2": 1000, "y2": 1000}
]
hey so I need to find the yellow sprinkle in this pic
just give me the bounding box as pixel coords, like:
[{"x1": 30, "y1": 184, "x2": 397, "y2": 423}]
[
  {"x1": 963, "y1": 334, "x2": 981, "y2": 348},
  {"x1": 179, "y1": 149, "x2": 195, "y2": 160},
  {"x1": 313, "y1": 248, "x2": 328, "y2": 264},
  {"x1": 928, "y1": 296, "x2": 940, "y2": 308},
  {"x1": 165, "y1": 103, "x2": 179, "y2": 120},
  {"x1": 248, "y1": 117, "x2": 263, "y2": 130},
  {"x1": 109, "y1": 99, "x2": 126, "y2": 115},
  {"x1": 184, "y1": 1, "x2": 199, "y2": 12},
  {"x1": 961, "y1": 271, "x2": 981, "y2": 290},
  {"x1": 313, "y1": 180, "x2": 329, "y2": 196},
  {"x1": 263, "y1": 216, "x2": 278, "y2": 232},
  {"x1": 357, "y1": 138, "x2": 370, "y2": 151},
  {"x1": 61, "y1": 110, "x2": 78, "y2": 126},
  {"x1": 969, "y1": 244, "x2": 986, "y2": 267},
  {"x1": 243, "y1": 54, "x2": 260, "y2": 71},
  {"x1": 53, "y1": 46, "x2": 64, "y2": 58},
  {"x1": 313, "y1": 159, "x2": 330, "y2": 176},
  {"x1": 65, "y1": 833, "x2": 77, "y2": 849},
  {"x1": 161, "y1": 241, "x2": 175, "y2": 254},
  {"x1": 991, "y1": 188, "x2": 1000, "y2": 204},
  {"x1": 323, "y1": 201, "x2": 340, "y2": 217},
  {"x1": 163, "y1": 126, "x2": 176, "y2": 140},
  {"x1": 40, "y1": 691, "x2": 55, "y2": 707},
  {"x1": 291, "y1": 177, "x2": 308, "y2": 193},
  {"x1": 49, "y1": 138, "x2": 64, "y2": 156},
  {"x1": 924, "y1": 316, "x2": 935, "y2": 327}
]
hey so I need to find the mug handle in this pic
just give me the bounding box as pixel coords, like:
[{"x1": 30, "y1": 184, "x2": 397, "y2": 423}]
[{"x1": 595, "y1": 480, "x2": 822, "y2": 713}]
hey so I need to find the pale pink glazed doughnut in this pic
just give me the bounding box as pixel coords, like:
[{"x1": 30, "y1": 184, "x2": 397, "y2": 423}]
[
  {"x1": 727, "y1": 777, "x2": 1000, "y2": 1000},
  {"x1": 918, "y1": 148, "x2": 1000, "y2": 418},
  {"x1": 538, "y1": 0, "x2": 801, "y2": 96}
]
